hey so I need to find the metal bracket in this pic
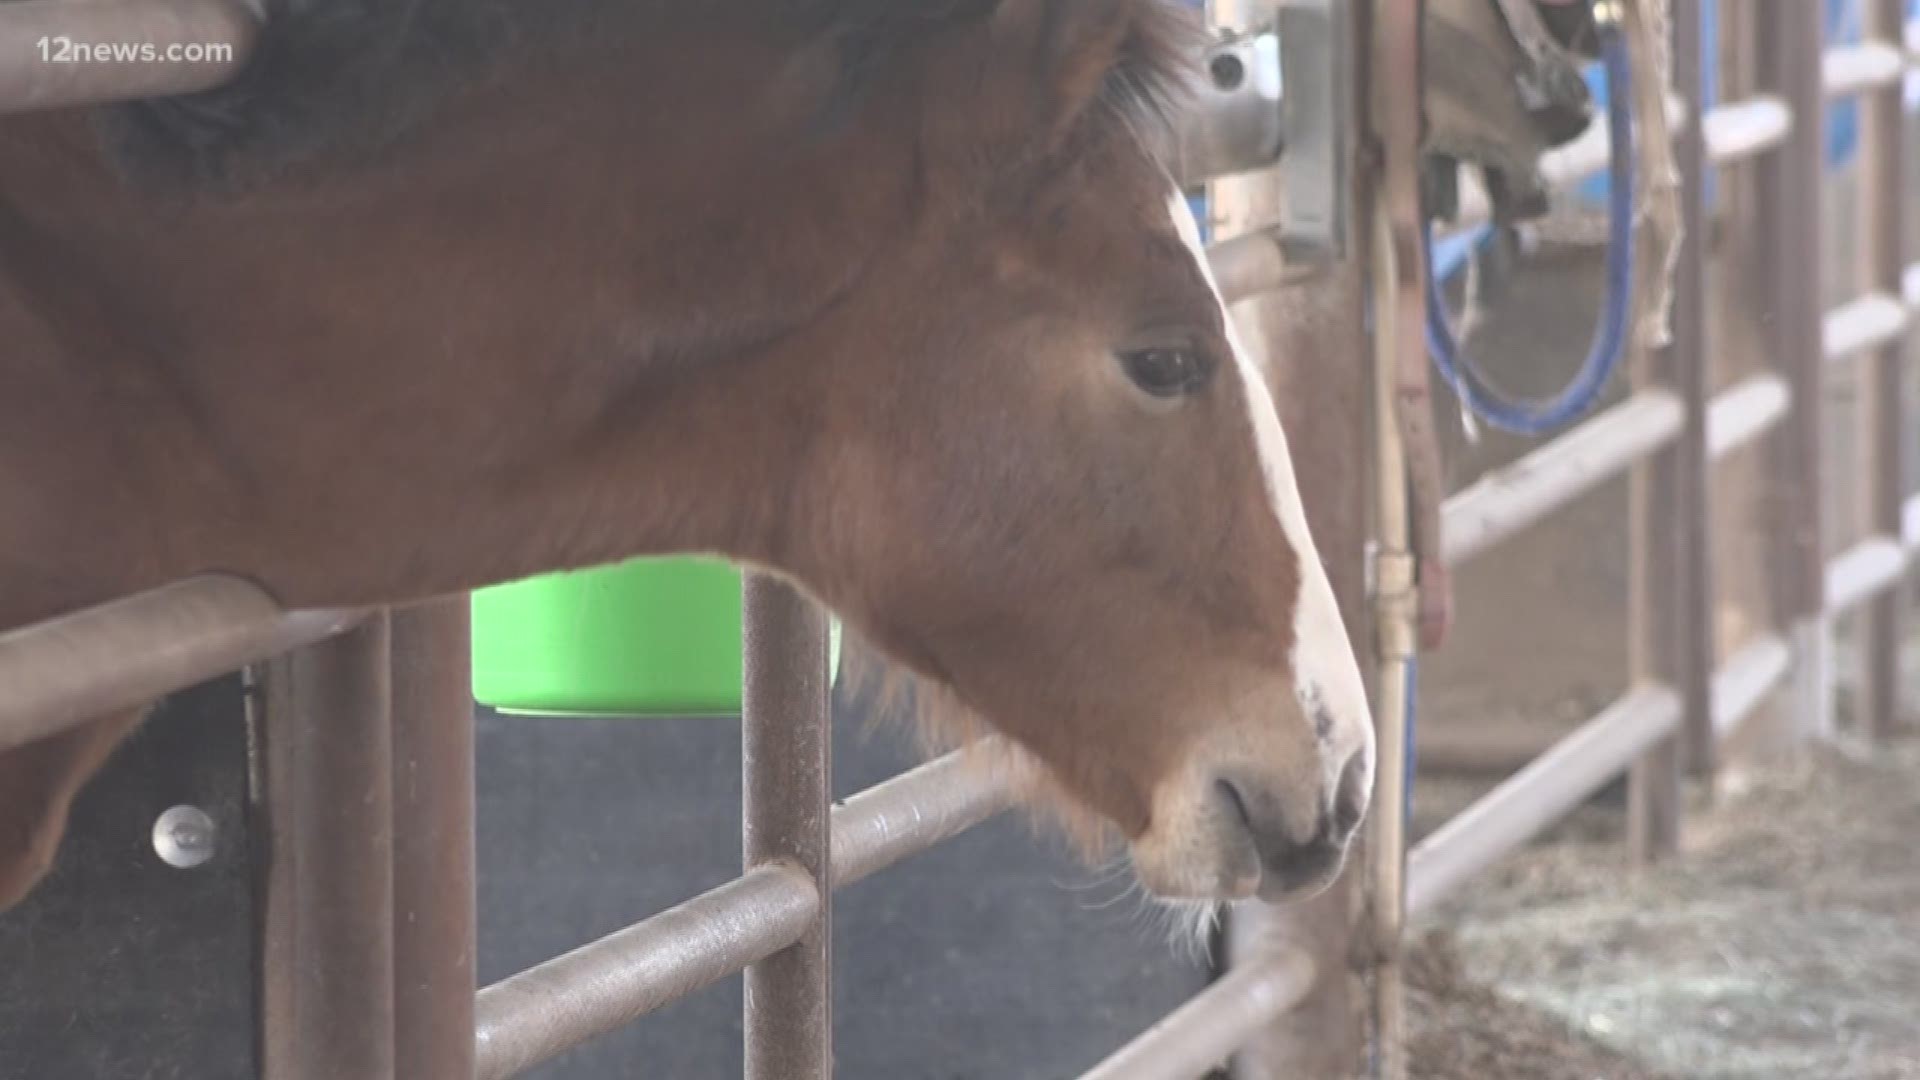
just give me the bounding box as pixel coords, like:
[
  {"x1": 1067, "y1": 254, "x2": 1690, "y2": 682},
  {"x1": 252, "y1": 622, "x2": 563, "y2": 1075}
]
[
  {"x1": 1370, "y1": 546, "x2": 1421, "y2": 662},
  {"x1": 1275, "y1": 0, "x2": 1355, "y2": 261},
  {"x1": 1182, "y1": 31, "x2": 1285, "y2": 183},
  {"x1": 1179, "y1": 2, "x2": 1354, "y2": 261}
]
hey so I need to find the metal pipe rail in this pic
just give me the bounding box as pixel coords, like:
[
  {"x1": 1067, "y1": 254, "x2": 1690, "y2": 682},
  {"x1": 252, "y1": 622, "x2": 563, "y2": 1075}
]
[
  {"x1": 827, "y1": 748, "x2": 1017, "y2": 887},
  {"x1": 1700, "y1": 96, "x2": 1796, "y2": 163},
  {"x1": 1711, "y1": 636, "x2": 1793, "y2": 743},
  {"x1": 1440, "y1": 372, "x2": 1788, "y2": 568},
  {"x1": 1406, "y1": 686, "x2": 1681, "y2": 920},
  {"x1": 1210, "y1": 229, "x2": 1316, "y2": 302},
  {"x1": 1826, "y1": 537, "x2": 1909, "y2": 615},
  {"x1": 472, "y1": 751, "x2": 1015, "y2": 1078},
  {"x1": 1823, "y1": 293, "x2": 1911, "y2": 363},
  {"x1": 1823, "y1": 41, "x2": 1909, "y2": 97},
  {"x1": 1440, "y1": 391, "x2": 1683, "y2": 566},
  {"x1": 1442, "y1": 252, "x2": 1920, "y2": 574},
  {"x1": 475, "y1": 864, "x2": 818, "y2": 1080},
  {"x1": 0, "y1": 575, "x2": 360, "y2": 753},
  {"x1": 1705, "y1": 375, "x2": 1793, "y2": 459},
  {"x1": 1075, "y1": 952, "x2": 1317, "y2": 1080},
  {"x1": 1407, "y1": 629, "x2": 1794, "y2": 921},
  {"x1": 0, "y1": 0, "x2": 259, "y2": 113}
]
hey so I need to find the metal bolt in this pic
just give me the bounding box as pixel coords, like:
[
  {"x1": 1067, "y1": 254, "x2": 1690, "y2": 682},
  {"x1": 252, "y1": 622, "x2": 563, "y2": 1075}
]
[
  {"x1": 1208, "y1": 52, "x2": 1246, "y2": 92},
  {"x1": 152, "y1": 804, "x2": 217, "y2": 869}
]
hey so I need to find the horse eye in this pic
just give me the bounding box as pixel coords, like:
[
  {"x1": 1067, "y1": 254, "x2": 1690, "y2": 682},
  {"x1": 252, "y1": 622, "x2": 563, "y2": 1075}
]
[{"x1": 1118, "y1": 346, "x2": 1210, "y2": 398}]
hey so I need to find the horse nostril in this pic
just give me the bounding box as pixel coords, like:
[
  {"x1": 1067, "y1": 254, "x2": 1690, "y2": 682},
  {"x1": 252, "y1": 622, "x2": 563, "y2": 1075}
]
[
  {"x1": 1213, "y1": 772, "x2": 1352, "y2": 901},
  {"x1": 1215, "y1": 777, "x2": 1256, "y2": 832},
  {"x1": 1213, "y1": 772, "x2": 1305, "y2": 857},
  {"x1": 1331, "y1": 749, "x2": 1371, "y2": 840}
]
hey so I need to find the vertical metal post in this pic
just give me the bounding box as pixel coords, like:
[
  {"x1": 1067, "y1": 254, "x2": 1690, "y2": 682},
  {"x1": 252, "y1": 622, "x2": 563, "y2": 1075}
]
[
  {"x1": 259, "y1": 613, "x2": 397, "y2": 1080},
  {"x1": 742, "y1": 573, "x2": 832, "y2": 1080},
  {"x1": 1756, "y1": 0, "x2": 1830, "y2": 745},
  {"x1": 1671, "y1": 0, "x2": 1719, "y2": 781},
  {"x1": 1627, "y1": 474, "x2": 1686, "y2": 863},
  {"x1": 1361, "y1": 0, "x2": 1427, "y2": 1068},
  {"x1": 1629, "y1": 0, "x2": 1712, "y2": 862},
  {"x1": 1366, "y1": 197, "x2": 1415, "y2": 1080},
  {"x1": 1859, "y1": 0, "x2": 1910, "y2": 741},
  {"x1": 390, "y1": 599, "x2": 476, "y2": 1080}
]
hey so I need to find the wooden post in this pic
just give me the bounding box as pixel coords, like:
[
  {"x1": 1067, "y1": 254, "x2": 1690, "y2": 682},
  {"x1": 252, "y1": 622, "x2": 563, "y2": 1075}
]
[{"x1": 1858, "y1": 0, "x2": 1910, "y2": 740}]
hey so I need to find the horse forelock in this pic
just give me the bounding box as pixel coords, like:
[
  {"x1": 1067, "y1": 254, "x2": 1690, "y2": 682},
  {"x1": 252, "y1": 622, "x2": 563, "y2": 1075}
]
[{"x1": 1086, "y1": 0, "x2": 1199, "y2": 162}]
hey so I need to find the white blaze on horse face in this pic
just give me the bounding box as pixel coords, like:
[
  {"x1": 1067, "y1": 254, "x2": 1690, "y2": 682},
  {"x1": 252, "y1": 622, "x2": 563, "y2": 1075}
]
[{"x1": 1163, "y1": 189, "x2": 1374, "y2": 783}]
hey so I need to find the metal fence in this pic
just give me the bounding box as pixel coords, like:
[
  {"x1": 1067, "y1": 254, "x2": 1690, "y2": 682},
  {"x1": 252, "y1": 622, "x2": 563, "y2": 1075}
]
[
  {"x1": 1, "y1": 0, "x2": 1913, "y2": 1076},
  {"x1": 1376, "y1": 7, "x2": 1920, "y2": 1077},
  {"x1": 1403, "y1": 0, "x2": 1918, "y2": 913}
]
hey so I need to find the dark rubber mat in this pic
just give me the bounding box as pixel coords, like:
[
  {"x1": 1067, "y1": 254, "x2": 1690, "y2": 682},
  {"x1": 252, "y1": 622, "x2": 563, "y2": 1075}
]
[{"x1": 0, "y1": 678, "x2": 1206, "y2": 1079}]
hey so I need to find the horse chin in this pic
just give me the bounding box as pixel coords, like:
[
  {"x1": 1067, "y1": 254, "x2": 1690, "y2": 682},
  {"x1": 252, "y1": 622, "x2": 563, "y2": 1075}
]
[
  {"x1": 1125, "y1": 808, "x2": 1264, "y2": 903},
  {"x1": 1127, "y1": 837, "x2": 1350, "y2": 906}
]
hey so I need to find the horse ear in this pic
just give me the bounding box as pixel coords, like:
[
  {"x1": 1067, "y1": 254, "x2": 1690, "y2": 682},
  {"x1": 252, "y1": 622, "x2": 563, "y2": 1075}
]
[
  {"x1": 985, "y1": 0, "x2": 1139, "y2": 133},
  {"x1": 919, "y1": 0, "x2": 1192, "y2": 173}
]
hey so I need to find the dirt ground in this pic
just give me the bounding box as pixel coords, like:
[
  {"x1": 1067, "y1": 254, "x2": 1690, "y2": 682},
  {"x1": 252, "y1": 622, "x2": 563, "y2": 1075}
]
[{"x1": 1404, "y1": 737, "x2": 1920, "y2": 1080}]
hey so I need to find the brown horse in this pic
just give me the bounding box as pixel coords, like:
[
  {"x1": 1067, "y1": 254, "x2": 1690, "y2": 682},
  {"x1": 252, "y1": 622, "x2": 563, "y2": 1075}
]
[{"x1": 0, "y1": 0, "x2": 1373, "y2": 915}]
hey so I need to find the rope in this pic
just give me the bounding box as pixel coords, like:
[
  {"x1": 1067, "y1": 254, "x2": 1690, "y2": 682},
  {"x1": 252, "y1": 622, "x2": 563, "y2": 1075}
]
[{"x1": 1622, "y1": 0, "x2": 1682, "y2": 353}]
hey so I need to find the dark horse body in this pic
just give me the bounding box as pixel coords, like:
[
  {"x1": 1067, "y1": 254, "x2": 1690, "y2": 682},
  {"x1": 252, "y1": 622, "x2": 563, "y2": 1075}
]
[{"x1": 0, "y1": 0, "x2": 1373, "y2": 913}]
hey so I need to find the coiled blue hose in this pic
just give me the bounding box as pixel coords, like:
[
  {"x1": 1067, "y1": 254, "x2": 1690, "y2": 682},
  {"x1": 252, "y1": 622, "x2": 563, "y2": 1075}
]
[{"x1": 1424, "y1": 21, "x2": 1637, "y2": 436}]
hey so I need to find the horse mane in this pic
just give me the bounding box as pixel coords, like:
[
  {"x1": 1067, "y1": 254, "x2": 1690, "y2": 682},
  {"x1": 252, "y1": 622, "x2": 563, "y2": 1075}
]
[{"x1": 93, "y1": 0, "x2": 1197, "y2": 192}]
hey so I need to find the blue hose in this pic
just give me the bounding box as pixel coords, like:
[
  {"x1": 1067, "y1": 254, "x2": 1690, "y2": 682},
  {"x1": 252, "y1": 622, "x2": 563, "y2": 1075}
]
[{"x1": 1424, "y1": 22, "x2": 1637, "y2": 436}]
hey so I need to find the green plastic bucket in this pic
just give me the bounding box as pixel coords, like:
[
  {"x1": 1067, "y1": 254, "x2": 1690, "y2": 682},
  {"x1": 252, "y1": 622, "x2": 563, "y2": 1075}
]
[{"x1": 472, "y1": 555, "x2": 838, "y2": 717}]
